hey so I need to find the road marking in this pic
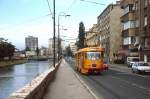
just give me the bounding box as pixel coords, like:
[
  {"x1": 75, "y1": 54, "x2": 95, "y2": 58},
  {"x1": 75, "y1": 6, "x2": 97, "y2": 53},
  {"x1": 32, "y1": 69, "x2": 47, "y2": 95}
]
[
  {"x1": 111, "y1": 76, "x2": 150, "y2": 94},
  {"x1": 73, "y1": 72, "x2": 101, "y2": 99},
  {"x1": 110, "y1": 67, "x2": 150, "y2": 78}
]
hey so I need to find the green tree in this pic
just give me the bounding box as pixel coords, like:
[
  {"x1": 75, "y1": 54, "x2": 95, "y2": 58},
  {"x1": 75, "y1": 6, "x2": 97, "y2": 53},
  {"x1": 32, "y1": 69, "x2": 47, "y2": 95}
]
[
  {"x1": 0, "y1": 38, "x2": 15, "y2": 60},
  {"x1": 36, "y1": 47, "x2": 39, "y2": 56},
  {"x1": 77, "y1": 22, "x2": 85, "y2": 50},
  {"x1": 25, "y1": 46, "x2": 30, "y2": 51}
]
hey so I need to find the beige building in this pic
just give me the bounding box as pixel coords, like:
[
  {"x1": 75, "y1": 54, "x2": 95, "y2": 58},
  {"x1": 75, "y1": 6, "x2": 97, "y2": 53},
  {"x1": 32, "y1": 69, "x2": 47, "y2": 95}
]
[
  {"x1": 85, "y1": 24, "x2": 99, "y2": 47},
  {"x1": 69, "y1": 42, "x2": 77, "y2": 55},
  {"x1": 48, "y1": 38, "x2": 58, "y2": 56},
  {"x1": 97, "y1": 1, "x2": 123, "y2": 62}
]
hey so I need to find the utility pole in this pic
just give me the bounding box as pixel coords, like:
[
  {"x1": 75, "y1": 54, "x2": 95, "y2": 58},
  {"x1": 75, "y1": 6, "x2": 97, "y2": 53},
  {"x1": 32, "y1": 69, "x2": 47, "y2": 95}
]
[
  {"x1": 53, "y1": 0, "x2": 56, "y2": 67},
  {"x1": 57, "y1": 13, "x2": 70, "y2": 61},
  {"x1": 58, "y1": 16, "x2": 60, "y2": 61}
]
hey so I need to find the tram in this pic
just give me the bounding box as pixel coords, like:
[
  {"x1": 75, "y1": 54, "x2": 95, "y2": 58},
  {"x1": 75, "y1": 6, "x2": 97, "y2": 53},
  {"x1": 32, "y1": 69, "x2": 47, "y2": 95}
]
[{"x1": 75, "y1": 47, "x2": 105, "y2": 74}]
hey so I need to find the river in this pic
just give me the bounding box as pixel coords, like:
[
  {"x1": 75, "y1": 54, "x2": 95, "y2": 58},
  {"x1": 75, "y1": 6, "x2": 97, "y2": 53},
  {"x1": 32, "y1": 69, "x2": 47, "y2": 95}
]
[{"x1": 0, "y1": 60, "x2": 52, "y2": 99}]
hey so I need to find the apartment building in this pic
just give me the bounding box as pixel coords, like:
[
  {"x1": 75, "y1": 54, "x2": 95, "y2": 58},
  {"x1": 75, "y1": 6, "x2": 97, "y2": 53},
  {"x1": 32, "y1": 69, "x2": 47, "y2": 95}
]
[
  {"x1": 48, "y1": 38, "x2": 58, "y2": 56},
  {"x1": 85, "y1": 24, "x2": 99, "y2": 47},
  {"x1": 69, "y1": 42, "x2": 77, "y2": 55},
  {"x1": 25, "y1": 36, "x2": 38, "y2": 51},
  {"x1": 120, "y1": 0, "x2": 150, "y2": 62},
  {"x1": 97, "y1": 1, "x2": 123, "y2": 62}
]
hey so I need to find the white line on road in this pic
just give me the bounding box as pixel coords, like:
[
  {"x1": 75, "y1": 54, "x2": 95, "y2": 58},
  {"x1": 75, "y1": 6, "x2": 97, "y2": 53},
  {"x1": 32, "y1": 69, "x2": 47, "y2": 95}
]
[{"x1": 111, "y1": 76, "x2": 150, "y2": 94}]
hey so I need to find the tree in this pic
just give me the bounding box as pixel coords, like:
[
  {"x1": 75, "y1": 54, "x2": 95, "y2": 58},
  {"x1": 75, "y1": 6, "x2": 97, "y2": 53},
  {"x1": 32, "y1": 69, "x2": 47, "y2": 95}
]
[
  {"x1": 25, "y1": 46, "x2": 30, "y2": 51},
  {"x1": 0, "y1": 38, "x2": 15, "y2": 60},
  {"x1": 36, "y1": 47, "x2": 39, "y2": 56},
  {"x1": 77, "y1": 22, "x2": 85, "y2": 50},
  {"x1": 66, "y1": 46, "x2": 73, "y2": 57}
]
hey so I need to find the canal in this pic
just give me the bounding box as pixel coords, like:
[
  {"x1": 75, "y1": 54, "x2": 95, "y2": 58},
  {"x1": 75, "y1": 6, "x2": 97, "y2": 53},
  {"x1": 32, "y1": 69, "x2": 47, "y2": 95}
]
[{"x1": 0, "y1": 60, "x2": 52, "y2": 99}]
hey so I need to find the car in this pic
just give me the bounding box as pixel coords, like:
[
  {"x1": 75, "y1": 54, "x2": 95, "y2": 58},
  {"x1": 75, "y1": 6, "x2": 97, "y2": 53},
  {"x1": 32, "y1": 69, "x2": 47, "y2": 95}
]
[
  {"x1": 127, "y1": 57, "x2": 140, "y2": 67},
  {"x1": 132, "y1": 62, "x2": 150, "y2": 74}
]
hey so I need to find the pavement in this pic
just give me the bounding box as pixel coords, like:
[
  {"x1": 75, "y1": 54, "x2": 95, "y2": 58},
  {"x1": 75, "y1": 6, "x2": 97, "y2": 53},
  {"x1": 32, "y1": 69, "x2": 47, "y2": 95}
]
[{"x1": 44, "y1": 59, "x2": 95, "y2": 99}]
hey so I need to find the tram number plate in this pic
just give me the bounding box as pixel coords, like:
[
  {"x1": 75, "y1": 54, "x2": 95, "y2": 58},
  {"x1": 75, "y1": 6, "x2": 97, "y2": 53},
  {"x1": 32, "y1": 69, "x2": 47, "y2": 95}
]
[{"x1": 92, "y1": 64, "x2": 96, "y2": 67}]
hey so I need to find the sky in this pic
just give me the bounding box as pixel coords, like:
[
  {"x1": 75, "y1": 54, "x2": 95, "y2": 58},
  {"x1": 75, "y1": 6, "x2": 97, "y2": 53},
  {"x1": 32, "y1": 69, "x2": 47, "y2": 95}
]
[{"x1": 0, "y1": 0, "x2": 117, "y2": 50}]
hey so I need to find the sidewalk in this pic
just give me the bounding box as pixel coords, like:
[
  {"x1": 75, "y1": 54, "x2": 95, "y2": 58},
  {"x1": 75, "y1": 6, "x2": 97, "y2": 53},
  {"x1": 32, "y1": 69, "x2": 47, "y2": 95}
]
[{"x1": 44, "y1": 59, "x2": 94, "y2": 99}]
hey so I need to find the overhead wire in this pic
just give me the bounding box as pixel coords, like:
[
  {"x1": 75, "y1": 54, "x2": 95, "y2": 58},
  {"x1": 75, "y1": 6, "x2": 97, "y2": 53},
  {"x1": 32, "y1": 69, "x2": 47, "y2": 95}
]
[
  {"x1": 0, "y1": 14, "x2": 51, "y2": 31},
  {"x1": 65, "y1": 0, "x2": 77, "y2": 11},
  {"x1": 46, "y1": 0, "x2": 53, "y2": 15}
]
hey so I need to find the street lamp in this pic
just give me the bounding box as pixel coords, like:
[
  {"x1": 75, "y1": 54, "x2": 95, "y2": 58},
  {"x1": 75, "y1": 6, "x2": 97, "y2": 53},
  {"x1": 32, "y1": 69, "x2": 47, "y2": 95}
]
[{"x1": 58, "y1": 13, "x2": 71, "y2": 60}]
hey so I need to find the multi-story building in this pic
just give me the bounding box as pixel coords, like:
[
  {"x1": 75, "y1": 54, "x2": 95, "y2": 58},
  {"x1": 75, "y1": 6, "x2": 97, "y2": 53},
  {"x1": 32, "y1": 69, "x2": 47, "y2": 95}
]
[
  {"x1": 120, "y1": 0, "x2": 150, "y2": 62},
  {"x1": 69, "y1": 42, "x2": 77, "y2": 55},
  {"x1": 25, "y1": 36, "x2": 38, "y2": 51},
  {"x1": 49, "y1": 38, "x2": 58, "y2": 56},
  {"x1": 85, "y1": 24, "x2": 99, "y2": 47},
  {"x1": 97, "y1": 1, "x2": 123, "y2": 62}
]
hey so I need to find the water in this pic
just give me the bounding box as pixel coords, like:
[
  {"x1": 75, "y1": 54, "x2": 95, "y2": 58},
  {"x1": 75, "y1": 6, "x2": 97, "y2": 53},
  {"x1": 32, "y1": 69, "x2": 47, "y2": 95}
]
[{"x1": 0, "y1": 60, "x2": 52, "y2": 99}]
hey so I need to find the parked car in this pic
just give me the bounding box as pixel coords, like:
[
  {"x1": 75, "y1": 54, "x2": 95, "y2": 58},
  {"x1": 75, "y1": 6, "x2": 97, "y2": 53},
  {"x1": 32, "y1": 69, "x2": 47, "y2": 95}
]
[
  {"x1": 132, "y1": 62, "x2": 150, "y2": 74},
  {"x1": 127, "y1": 57, "x2": 140, "y2": 67}
]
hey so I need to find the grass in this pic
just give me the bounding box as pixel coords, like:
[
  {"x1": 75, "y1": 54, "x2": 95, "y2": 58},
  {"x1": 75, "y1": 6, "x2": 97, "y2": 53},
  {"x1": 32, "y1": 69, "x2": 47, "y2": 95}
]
[{"x1": 0, "y1": 59, "x2": 27, "y2": 68}]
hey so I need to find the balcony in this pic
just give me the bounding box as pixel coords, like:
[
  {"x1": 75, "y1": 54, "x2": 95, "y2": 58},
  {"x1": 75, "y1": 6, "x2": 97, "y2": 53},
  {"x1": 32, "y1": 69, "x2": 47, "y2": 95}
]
[
  {"x1": 120, "y1": 0, "x2": 134, "y2": 9},
  {"x1": 121, "y1": 11, "x2": 135, "y2": 22},
  {"x1": 122, "y1": 28, "x2": 138, "y2": 37}
]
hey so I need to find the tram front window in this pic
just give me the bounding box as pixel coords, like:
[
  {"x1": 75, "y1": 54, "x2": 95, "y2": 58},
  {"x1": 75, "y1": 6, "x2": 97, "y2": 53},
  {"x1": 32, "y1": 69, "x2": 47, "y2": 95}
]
[{"x1": 86, "y1": 52, "x2": 101, "y2": 60}]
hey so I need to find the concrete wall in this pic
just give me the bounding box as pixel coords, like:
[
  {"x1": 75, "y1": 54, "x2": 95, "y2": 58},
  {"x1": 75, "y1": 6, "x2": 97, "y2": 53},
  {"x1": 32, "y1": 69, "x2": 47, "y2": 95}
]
[
  {"x1": 109, "y1": 5, "x2": 123, "y2": 62},
  {"x1": 8, "y1": 61, "x2": 61, "y2": 99}
]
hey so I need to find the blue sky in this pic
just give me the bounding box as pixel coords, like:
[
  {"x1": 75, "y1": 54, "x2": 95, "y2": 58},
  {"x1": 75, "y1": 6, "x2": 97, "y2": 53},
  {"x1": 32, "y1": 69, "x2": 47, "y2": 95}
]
[{"x1": 0, "y1": 0, "x2": 117, "y2": 50}]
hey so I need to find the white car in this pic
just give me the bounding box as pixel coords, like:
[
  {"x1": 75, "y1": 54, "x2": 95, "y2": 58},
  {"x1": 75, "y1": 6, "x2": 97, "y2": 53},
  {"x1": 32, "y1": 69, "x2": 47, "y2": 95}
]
[{"x1": 132, "y1": 62, "x2": 150, "y2": 74}]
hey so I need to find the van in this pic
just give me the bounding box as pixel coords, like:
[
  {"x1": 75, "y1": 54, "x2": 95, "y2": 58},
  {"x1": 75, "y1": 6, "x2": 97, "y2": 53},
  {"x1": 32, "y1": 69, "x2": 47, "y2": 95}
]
[{"x1": 127, "y1": 57, "x2": 140, "y2": 67}]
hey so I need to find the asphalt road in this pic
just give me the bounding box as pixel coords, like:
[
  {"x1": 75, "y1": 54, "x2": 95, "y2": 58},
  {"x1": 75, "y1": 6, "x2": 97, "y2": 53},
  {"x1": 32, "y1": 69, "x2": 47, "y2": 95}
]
[{"x1": 65, "y1": 58, "x2": 150, "y2": 99}]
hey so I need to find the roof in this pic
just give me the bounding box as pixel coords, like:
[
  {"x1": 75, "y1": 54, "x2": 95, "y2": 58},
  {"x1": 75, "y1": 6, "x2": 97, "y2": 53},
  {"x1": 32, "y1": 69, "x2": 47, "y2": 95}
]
[{"x1": 75, "y1": 47, "x2": 104, "y2": 54}]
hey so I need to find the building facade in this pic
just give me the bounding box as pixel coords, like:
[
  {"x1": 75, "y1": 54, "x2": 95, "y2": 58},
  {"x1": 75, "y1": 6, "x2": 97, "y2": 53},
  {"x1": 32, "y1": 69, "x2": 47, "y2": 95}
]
[
  {"x1": 97, "y1": 1, "x2": 123, "y2": 62},
  {"x1": 25, "y1": 36, "x2": 38, "y2": 51},
  {"x1": 69, "y1": 42, "x2": 77, "y2": 55},
  {"x1": 48, "y1": 38, "x2": 58, "y2": 56},
  {"x1": 120, "y1": 0, "x2": 150, "y2": 62},
  {"x1": 85, "y1": 24, "x2": 99, "y2": 47}
]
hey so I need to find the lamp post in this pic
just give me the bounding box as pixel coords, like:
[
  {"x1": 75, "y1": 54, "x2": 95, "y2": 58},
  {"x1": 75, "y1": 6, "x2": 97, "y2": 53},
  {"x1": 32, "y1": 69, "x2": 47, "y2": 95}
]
[{"x1": 57, "y1": 13, "x2": 70, "y2": 61}]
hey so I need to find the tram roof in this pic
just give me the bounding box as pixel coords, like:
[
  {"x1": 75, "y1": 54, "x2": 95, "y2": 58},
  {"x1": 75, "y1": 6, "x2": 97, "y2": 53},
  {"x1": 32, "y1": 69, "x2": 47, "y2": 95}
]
[{"x1": 75, "y1": 47, "x2": 104, "y2": 54}]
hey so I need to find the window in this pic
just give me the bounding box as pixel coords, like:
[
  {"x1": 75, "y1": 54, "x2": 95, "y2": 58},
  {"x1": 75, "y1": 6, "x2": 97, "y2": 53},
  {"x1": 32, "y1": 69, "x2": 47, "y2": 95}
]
[
  {"x1": 123, "y1": 4, "x2": 133, "y2": 15},
  {"x1": 135, "y1": 20, "x2": 139, "y2": 27},
  {"x1": 145, "y1": 0, "x2": 148, "y2": 7},
  {"x1": 123, "y1": 37, "x2": 131, "y2": 45},
  {"x1": 144, "y1": 16, "x2": 148, "y2": 26},
  {"x1": 123, "y1": 21, "x2": 136, "y2": 30},
  {"x1": 124, "y1": 6, "x2": 129, "y2": 15},
  {"x1": 86, "y1": 52, "x2": 101, "y2": 60},
  {"x1": 123, "y1": 37, "x2": 136, "y2": 45},
  {"x1": 145, "y1": 38, "x2": 150, "y2": 48},
  {"x1": 133, "y1": 2, "x2": 138, "y2": 11}
]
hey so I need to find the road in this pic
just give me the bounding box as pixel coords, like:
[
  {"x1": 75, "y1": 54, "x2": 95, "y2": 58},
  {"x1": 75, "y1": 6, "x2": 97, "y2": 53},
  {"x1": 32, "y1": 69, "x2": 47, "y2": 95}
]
[{"x1": 66, "y1": 58, "x2": 150, "y2": 99}]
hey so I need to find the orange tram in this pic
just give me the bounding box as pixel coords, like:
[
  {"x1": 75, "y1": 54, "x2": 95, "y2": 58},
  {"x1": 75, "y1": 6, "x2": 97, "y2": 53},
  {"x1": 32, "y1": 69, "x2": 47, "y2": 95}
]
[{"x1": 75, "y1": 47, "x2": 105, "y2": 74}]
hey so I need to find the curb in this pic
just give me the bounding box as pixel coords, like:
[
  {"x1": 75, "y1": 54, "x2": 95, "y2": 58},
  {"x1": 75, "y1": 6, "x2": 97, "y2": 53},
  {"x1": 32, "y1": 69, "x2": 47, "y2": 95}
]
[{"x1": 67, "y1": 62, "x2": 100, "y2": 99}]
